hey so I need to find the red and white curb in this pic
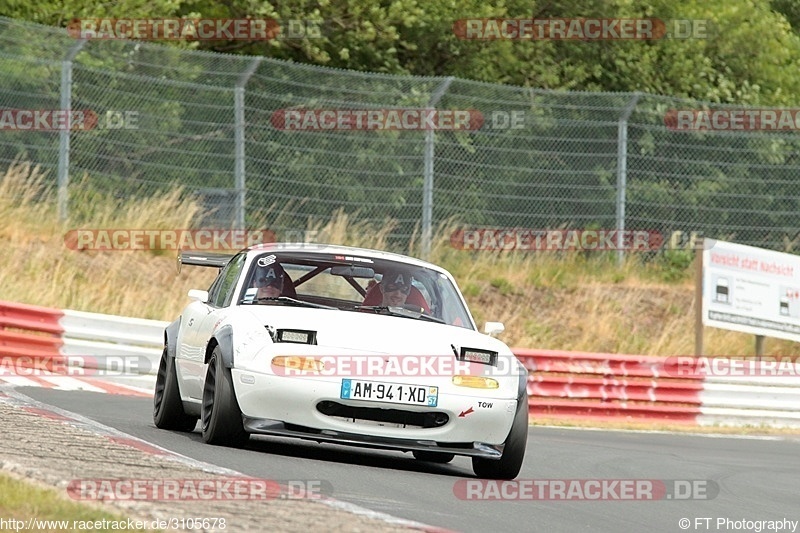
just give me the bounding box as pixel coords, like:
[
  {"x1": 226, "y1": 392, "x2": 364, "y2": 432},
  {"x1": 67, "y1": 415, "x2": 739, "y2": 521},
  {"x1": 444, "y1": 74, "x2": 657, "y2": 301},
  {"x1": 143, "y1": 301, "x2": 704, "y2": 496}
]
[{"x1": 0, "y1": 373, "x2": 153, "y2": 397}]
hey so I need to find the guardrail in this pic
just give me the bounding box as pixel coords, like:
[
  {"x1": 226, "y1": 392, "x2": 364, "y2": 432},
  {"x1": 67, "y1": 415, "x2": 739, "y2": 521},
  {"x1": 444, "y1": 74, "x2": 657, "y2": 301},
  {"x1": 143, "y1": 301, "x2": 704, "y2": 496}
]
[
  {"x1": 515, "y1": 348, "x2": 800, "y2": 428},
  {"x1": 2, "y1": 300, "x2": 799, "y2": 427},
  {"x1": 514, "y1": 349, "x2": 704, "y2": 424},
  {"x1": 0, "y1": 300, "x2": 165, "y2": 375}
]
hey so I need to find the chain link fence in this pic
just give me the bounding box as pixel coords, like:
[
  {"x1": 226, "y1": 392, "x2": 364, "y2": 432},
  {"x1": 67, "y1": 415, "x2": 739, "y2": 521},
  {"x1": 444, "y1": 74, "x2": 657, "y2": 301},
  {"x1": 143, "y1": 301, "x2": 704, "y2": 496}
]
[{"x1": 2, "y1": 17, "x2": 800, "y2": 254}]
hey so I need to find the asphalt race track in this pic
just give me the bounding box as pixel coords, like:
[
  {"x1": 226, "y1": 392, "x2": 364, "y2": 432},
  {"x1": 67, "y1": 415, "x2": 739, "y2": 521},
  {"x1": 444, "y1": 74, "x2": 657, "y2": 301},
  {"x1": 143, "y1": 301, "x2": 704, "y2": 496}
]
[{"x1": 19, "y1": 388, "x2": 800, "y2": 532}]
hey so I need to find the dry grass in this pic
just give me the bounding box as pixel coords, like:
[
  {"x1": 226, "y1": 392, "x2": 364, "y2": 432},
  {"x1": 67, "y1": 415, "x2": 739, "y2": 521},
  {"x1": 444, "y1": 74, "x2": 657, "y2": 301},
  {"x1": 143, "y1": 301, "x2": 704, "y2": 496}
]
[
  {"x1": 3, "y1": 160, "x2": 800, "y2": 356},
  {"x1": 425, "y1": 230, "x2": 800, "y2": 356},
  {"x1": 0, "y1": 160, "x2": 216, "y2": 319}
]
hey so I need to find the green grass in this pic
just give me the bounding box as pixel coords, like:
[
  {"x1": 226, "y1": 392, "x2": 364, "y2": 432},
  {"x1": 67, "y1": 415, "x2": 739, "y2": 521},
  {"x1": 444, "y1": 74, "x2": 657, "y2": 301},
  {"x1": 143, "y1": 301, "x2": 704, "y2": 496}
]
[{"x1": 0, "y1": 472, "x2": 156, "y2": 532}]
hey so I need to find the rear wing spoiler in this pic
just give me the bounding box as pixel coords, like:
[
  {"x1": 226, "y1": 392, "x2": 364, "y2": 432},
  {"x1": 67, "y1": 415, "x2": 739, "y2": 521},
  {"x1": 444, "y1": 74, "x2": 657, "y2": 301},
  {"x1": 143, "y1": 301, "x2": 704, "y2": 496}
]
[{"x1": 177, "y1": 251, "x2": 234, "y2": 273}]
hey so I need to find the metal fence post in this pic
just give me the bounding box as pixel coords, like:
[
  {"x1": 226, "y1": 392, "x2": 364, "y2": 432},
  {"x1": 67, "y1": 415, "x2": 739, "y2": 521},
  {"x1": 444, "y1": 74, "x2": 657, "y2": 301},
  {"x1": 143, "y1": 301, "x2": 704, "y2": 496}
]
[
  {"x1": 615, "y1": 93, "x2": 640, "y2": 266},
  {"x1": 57, "y1": 39, "x2": 86, "y2": 222},
  {"x1": 422, "y1": 76, "x2": 454, "y2": 259},
  {"x1": 234, "y1": 58, "x2": 262, "y2": 229}
]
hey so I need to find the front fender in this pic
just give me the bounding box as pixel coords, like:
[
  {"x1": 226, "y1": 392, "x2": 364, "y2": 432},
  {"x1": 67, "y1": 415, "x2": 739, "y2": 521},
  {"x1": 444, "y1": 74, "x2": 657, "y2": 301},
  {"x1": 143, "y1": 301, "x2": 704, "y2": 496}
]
[
  {"x1": 206, "y1": 324, "x2": 234, "y2": 368},
  {"x1": 516, "y1": 359, "x2": 528, "y2": 403},
  {"x1": 164, "y1": 318, "x2": 181, "y2": 360}
]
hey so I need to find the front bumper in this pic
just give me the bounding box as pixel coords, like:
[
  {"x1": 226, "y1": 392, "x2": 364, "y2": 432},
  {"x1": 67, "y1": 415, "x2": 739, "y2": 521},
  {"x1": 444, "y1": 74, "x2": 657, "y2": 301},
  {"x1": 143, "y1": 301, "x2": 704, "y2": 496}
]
[
  {"x1": 242, "y1": 417, "x2": 504, "y2": 458},
  {"x1": 232, "y1": 369, "x2": 518, "y2": 450}
]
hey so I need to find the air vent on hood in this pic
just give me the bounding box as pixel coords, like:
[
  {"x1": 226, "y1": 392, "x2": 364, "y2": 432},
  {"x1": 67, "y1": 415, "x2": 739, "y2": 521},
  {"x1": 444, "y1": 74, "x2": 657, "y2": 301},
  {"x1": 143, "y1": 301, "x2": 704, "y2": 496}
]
[{"x1": 459, "y1": 346, "x2": 498, "y2": 366}]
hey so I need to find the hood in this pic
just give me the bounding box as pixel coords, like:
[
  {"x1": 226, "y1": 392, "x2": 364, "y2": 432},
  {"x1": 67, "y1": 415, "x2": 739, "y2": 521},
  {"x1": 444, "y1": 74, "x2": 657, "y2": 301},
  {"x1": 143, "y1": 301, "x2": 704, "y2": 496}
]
[{"x1": 237, "y1": 305, "x2": 509, "y2": 356}]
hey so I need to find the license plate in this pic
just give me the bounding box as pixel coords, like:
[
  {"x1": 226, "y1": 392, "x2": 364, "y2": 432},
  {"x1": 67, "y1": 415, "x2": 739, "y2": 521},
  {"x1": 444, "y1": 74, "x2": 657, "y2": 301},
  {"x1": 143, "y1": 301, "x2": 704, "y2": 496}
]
[{"x1": 340, "y1": 379, "x2": 438, "y2": 407}]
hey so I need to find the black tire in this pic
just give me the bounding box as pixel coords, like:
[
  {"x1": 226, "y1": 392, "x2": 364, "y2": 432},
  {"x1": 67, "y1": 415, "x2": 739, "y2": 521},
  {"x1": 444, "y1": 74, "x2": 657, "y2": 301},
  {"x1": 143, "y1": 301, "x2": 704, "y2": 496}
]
[
  {"x1": 472, "y1": 391, "x2": 528, "y2": 479},
  {"x1": 153, "y1": 348, "x2": 197, "y2": 432},
  {"x1": 201, "y1": 345, "x2": 249, "y2": 447},
  {"x1": 412, "y1": 450, "x2": 455, "y2": 464}
]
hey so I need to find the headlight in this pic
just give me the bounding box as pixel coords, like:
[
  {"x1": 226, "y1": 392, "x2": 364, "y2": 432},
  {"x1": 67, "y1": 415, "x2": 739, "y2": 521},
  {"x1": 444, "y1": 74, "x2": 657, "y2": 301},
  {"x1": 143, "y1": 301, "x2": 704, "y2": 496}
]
[
  {"x1": 452, "y1": 375, "x2": 499, "y2": 389},
  {"x1": 271, "y1": 356, "x2": 325, "y2": 372}
]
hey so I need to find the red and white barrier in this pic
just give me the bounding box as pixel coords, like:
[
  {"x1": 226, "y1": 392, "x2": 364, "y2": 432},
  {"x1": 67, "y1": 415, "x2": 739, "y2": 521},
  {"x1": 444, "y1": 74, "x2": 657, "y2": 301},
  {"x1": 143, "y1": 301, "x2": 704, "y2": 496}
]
[
  {"x1": 514, "y1": 349, "x2": 703, "y2": 424},
  {"x1": 0, "y1": 300, "x2": 64, "y2": 361},
  {"x1": 514, "y1": 348, "x2": 800, "y2": 428},
  {"x1": 0, "y1": 300, "x2": 162, "y2": 396}
]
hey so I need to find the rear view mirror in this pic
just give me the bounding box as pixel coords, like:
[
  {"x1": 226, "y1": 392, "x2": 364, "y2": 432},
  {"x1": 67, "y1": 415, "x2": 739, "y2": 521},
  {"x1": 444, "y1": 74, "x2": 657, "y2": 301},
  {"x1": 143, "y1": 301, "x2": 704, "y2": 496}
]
[
  {"x1": 242, "y1": 287, "x2": 258, "y2": 303},
  {"x1": 330, "y1": 265, "x2": 375, "y2": 278},
  {"x1": 187, "y1": 289, "x2": 208, "y2": 303}
]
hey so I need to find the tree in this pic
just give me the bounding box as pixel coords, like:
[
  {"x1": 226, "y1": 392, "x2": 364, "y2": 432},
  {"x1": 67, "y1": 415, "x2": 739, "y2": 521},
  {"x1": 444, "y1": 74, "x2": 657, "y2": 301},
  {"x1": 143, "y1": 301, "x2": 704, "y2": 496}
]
[{"x1": 4, "y1": 0, "x2": 800, "y2": 104}]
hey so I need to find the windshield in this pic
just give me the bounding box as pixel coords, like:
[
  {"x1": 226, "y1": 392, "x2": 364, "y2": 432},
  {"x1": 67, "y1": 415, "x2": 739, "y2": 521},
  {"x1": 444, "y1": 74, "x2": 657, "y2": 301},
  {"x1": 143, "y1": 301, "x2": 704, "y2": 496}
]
[{"x1": 237, "y1": 251, "x2": 474, "y2": 330}]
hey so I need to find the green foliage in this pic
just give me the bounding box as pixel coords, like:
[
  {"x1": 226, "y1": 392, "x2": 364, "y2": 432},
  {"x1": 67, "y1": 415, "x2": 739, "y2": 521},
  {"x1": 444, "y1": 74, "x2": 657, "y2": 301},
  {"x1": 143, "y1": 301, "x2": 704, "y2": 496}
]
[
  {"x1": 4, "y1": 0, "x2": 800, "y2": 105},
  {"x1": 461, "y1": 282, "x2": 481, "y2": 297},
  {"x1": 490, "y1": 276, "x2": 514, "y2": 295},
  {"x1": 654, "y1": 249, "x2": 695, "y2": 282},
  {"x1": 1, "y1": 0, "x2": 184, "y2": 27},
  {"x1": 771, "y1": 0, "x2": 800, "y2": 33}
]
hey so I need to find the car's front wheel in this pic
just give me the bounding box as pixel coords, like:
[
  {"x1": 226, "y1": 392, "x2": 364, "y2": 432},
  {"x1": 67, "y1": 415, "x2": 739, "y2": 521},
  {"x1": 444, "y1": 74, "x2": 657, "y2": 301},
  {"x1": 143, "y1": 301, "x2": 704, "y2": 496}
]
[
  {"x1": 201, "y1": 345, "x2": 249, "y2": 447},
  {"x1": 153, "y1": 348, "x2": 197, "y2": 432},
  {"x1": 472, "y1": 391, "x2": 528, "y2": 479}
]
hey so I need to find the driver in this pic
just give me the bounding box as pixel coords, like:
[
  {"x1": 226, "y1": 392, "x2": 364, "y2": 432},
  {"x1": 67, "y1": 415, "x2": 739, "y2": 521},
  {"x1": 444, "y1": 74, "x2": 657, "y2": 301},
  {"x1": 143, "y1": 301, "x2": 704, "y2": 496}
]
[
  {"x1": 253, "y1": 263, "x2": 285, "y2": 299},
  {"x1": 361, "y1": 268, "x2": 430, "y2": 313}
]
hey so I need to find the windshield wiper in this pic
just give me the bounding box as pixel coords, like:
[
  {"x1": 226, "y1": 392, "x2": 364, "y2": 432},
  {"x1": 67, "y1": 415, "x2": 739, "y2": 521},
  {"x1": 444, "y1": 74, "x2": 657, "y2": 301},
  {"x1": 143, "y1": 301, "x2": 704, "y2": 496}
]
[
  {"x1": 255, "y1": 297, "x2": 336, "y2": 310},
  {"x1": 355, "y1": 305, "x2": 445, "y2": 324}
]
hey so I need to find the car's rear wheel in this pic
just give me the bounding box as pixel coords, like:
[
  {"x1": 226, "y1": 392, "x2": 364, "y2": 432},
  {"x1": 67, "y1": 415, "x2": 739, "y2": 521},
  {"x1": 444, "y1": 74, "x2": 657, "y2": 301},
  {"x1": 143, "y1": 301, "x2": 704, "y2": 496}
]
[
  {"x1": 412, "y1": 450, "x2": 455, "y2": 463},
  {"x1": 153, "y1": 348, "x2": 197, "y2": 432},
  {"x1": 472, "y1": 392, "x2": 528, "y2": 479},
  {"x1": 201, "y1": 345, "x2": 249, "y2": 447}
]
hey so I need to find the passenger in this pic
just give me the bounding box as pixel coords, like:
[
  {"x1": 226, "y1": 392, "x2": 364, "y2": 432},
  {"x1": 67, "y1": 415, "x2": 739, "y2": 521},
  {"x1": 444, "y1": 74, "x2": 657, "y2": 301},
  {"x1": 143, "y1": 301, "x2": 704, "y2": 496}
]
[{"x1": 379, "y1": 270, "x2": 413, "y2": 307}]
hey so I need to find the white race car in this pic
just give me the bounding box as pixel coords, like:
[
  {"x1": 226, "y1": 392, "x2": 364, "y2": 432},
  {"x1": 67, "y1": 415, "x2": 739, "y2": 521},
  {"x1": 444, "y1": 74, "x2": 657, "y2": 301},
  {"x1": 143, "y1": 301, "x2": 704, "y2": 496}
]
[{"x1": 154, "y1": 243, "x2": 528, "y2": 479}]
